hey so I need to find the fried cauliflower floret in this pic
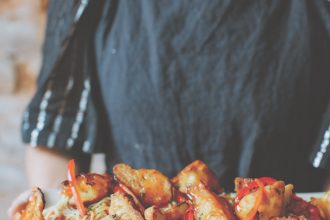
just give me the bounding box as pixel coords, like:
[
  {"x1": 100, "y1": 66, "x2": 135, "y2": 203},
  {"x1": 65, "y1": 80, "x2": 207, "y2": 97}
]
[
  {"x1": 172, "y1": 160, "x2": 222, "y2": 194},
  {"x1": 109, "y1": 192, "x2": 144, "y2": 220},
  {"x1": 14, "y1": 187, "x2": 45, "y2": 220},
  {"x1": 145, "y1": 206, "x2": 167, "y2": 220},
  {"x1": 258, "y1": 181, "x2": 286, "y2": 219},
  {"x1": 62, "y1": 173, "x2": 113, "y2": 205},
  {"x1": 235, "y1": 180, "x2": 286, "y2": 220},
  {"x1": 188, "y1": 183, "x2": 236, "y2": 220},
  {"x1": 310, "y1": 191, "x2": 330, "y2": 219},
  {"x1": 113, "y1": 163, "x2": 172, "y2": 207}
]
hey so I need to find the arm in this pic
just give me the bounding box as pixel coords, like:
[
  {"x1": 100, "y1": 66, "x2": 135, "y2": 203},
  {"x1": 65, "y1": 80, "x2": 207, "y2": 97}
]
[
  {"x1": 8, "y1": 146, "x2": 91, "y2": 218},
  {"x1": 8, "y1": 146, "x2": 69, "y2": 218},
  {"x1": 26, "y1": 145, "x2": 91, "y2": 188},
  {"x1": 26, "y1": 145, "x2": 70, "y2": 188}
]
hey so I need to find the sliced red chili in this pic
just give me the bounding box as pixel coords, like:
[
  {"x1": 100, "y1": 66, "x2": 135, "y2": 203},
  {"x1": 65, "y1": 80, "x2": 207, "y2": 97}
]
[
  {"x1": 258, "y1": 177, "x2": 276, "y2": 185},
  {"x1": 184, "y1": 206, "x2": 195, "y2": 220},
  {"x1": 67, "y1": 159, "x2": 86, "y2": 216},
  {"x1": 113, "y1": 185, "x2": 127, "y2": 194},
  {"x1": 174, "y1": 189, "x2": 187, "y2": 203}
]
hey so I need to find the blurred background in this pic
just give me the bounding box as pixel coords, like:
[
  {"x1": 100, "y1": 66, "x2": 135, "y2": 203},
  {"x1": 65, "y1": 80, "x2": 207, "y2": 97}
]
[
  {"x1": 0, "y1": 0, "x2": 46, "y2": 217},
  {"x1": 0, "y1": 1, "x2": 103, "y2": 218}
]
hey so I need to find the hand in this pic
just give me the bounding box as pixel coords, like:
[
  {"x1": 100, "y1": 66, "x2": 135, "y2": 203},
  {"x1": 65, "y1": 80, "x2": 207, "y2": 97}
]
[{"x1": 7, "y1": 190, "x2": 33, "y2": 218}]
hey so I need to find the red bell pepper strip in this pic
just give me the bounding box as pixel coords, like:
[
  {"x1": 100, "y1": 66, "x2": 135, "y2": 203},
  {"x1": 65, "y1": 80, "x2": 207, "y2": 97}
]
[
  {"x1": 258, "y1": 177, "x2": 276, "y2": 185},
  {"x1": 184, "y1": 206, "x2": 195, "y2": 220},
  {"x1": 114, "y1": 185, "x2": 127, "y2": 194},
  {"x1": 67, "y1": 159, "x2": 86, "y2": 216},
  {"x1": 174, "y1": 189, "x2": 187, "y2": 203}
]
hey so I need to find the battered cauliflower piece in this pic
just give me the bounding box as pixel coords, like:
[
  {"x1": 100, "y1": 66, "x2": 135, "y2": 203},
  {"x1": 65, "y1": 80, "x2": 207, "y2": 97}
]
[
  {"x1": 235, "y1": 179, "x2": 286, "y2": 220},
  {"x1": 113, "y1": 163, "x2": 172, "y2": 207},
  {"x1": 257, "y1": 181, "x2": 286, "y2": 219},
  {"x1": 310, "y1": 191, "x2": 330, "y2": 219},
  {"x1": 109, "y1": 192, "x2": 144, "y2": 220},
  {"x1": 172, "y1": 160, "x2": 222, "y2": 194},
  {"x1": 14, "y1": 187, "x2": 45, "y2": 220},
  {"x1": 62, "y1": 173, "x2": 113, "y2": 206},
  {"x1": 187, "y1": 183, "x2": 236, "y2": 220}
]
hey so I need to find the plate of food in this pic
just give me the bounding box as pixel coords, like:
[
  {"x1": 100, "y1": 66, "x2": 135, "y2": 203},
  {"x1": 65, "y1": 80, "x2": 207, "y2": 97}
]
[{"x1": 13, "y1": 160, "x2": 330, "y2": 220}]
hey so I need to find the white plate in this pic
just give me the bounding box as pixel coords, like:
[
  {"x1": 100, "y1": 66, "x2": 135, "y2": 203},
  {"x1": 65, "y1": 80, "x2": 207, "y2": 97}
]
[{"x1": 297, "y1": 192, "x2": 324, "y2": 201}]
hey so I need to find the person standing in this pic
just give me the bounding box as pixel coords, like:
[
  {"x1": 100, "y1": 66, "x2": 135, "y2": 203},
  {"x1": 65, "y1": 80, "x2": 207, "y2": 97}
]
[{"x1": 9, "y1": 0, "x2": 330, "y2": 217}]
